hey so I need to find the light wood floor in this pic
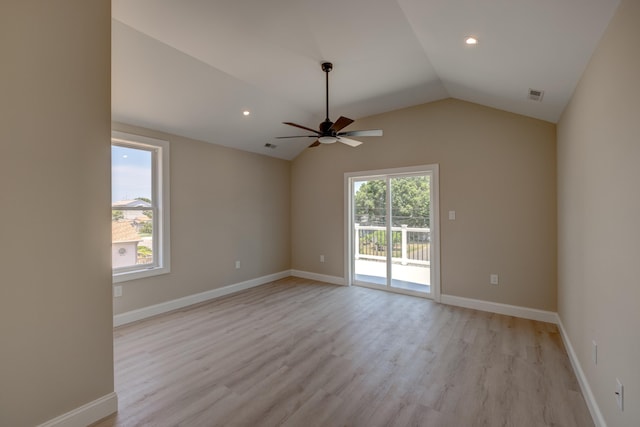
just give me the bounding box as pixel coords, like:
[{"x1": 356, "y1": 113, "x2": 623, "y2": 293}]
[{"x1": 93, "y1": 277, "x2": 593, "y2": 427}]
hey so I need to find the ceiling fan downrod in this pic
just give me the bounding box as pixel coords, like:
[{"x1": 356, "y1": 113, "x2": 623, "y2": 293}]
[{"x1": 321, "y1": 62, "x2": 333, "y2": 125}]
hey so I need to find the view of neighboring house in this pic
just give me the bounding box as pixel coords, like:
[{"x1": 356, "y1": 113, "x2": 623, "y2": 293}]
[
  {"x1": 112, "y1": 199, "x2": 151, "y2": 208},
  {"x1": 112, "y1": 199, "x2": 152, "y2": 220},
  {"x1": 111, "y1": 220, "x2": 142, "y2": 268},
  {"x1": 111, "y1": 199, "x2": 154, "y2": 268}
]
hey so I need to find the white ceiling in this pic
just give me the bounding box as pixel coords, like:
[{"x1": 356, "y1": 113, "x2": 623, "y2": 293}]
[{"x1": 112, "y1": 0, "x2": 620, "y2": 160}]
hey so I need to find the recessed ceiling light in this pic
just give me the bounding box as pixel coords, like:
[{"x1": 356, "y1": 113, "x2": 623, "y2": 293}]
[
  {"x1": 242, "y1": 110, "x2": 251, "y2": 116},
  {"x1": 465, "y1": 36, "x2": 478, "y2": 45}
]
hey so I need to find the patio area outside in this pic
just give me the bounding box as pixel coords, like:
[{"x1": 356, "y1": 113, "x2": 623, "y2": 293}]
[{"x1": 354, "y1": 258, "x2": 430, "y2": 294}]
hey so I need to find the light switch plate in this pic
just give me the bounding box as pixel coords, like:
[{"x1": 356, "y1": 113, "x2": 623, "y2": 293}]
[{"x1": 448, "y1": 210, "x2": 456, "y2": 220}]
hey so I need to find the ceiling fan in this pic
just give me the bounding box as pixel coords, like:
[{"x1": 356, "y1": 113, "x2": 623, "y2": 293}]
[{"x1": 277, "y1": 62, "x2": 383, "y2": 148}]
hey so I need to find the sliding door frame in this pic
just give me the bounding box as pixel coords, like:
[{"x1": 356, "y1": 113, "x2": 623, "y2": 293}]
[{"x1": 344, "y1": 164, "x2": 441, "y2": 302}]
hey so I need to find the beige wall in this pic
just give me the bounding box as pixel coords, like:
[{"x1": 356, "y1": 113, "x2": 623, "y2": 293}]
[
  {"x1": 557, "y1": 0, "x2": 640, "y2": 425},
  {"x1": 111, "y1": 123, "x2": 291, "y2": 314},
  {"x1": 292, "y1": 99, "x2": 557, "y2": 311},
  {"x1": 0, "y1": 1, "x2": 113, "y2": 426}
]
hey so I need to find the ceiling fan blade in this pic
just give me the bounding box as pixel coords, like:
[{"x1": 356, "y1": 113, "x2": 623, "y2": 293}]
[
  {"x1": 276, "y1": 135, "x2": 318, "y2": 139},
  {"x1": 330, "y1": 116, "x2": 354, "y2": 132},
  {"x1": 309, "y1": 140, "x2": 321, "y2": 148},
  {"x1": 283, "y1": 122, "x2": 320, "y2": 134},
  {"x1": 338, "y1": 137, "x2": 363, "y2": 147},
  {"x1": 331, "y1": 116, "x2": 353, "y2": 132},
  {"x1": 338, "y1": 129, "x2": 383, "y2": 137}
]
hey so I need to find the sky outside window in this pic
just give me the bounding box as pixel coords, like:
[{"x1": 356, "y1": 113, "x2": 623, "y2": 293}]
[{"x1": 112, "y1": 145, "x2": 152, "y2": 203}]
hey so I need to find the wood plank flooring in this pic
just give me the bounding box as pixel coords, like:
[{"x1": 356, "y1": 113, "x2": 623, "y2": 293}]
[{"x1": 93, "y1": 277, "x2": 593, "y2": 427}]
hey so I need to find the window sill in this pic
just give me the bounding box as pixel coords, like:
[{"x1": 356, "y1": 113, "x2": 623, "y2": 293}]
[{"x1": 112, "y1": 266, "x2": 170, "y2": 283}]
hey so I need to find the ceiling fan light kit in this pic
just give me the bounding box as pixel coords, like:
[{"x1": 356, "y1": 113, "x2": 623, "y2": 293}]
[
  {"x1": 318, "y1": 136, "x2": 337, "y2": 144},
  {"x1": 277, "y1": 62, "x2": 383, "y2": 148}
]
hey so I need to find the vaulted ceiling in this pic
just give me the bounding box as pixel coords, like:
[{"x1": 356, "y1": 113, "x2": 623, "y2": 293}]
[{"x1": 112, "y1": 0, "x2": 619, "y2": 160}]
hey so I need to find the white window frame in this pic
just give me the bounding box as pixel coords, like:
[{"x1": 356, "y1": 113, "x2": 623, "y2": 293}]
[{"x1": 112, "y1": 131, "x2": 170, "y2": 283}]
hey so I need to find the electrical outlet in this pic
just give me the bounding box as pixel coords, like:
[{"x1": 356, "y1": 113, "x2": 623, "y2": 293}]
[
  {"x1": 235, "y1": 261, "x2": 241, "y2": 269},
  {"x1": 490, "y1": 274, "x2": 499, "y2": 285},
  {"x1": 615, "y1": 379, "x2": 624, "y2": 411},
  {"x1": 320, "y1": 255, "x2": 325, "y2": 263},
  {"x1": 113, "y1": 286, "x2": 123, "y2": 298},
  {"x1": 592, "y1": 340, "x2": 597, "y2": 365}
]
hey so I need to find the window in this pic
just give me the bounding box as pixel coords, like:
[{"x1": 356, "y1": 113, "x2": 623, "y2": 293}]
[{"x1": 112, "y1": 131, "x2": 170, "y2": 282}]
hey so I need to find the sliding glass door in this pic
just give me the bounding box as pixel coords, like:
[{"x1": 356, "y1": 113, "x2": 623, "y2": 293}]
[
  {"x1": 352, "y1": 177, "x2": 388, "y2": 286},
  {"x1": 348, "y1": 166, "x2": 438, "y2": 299}
]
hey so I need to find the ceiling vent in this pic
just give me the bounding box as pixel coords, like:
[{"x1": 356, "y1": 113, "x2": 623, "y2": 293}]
[{"x1": 528, "y1": 88, "x2": 544, "y2": 102}]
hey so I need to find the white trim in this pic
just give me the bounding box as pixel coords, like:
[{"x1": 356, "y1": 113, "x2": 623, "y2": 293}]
[
  {"x1": 344, "y1": 175, "x2": 352, "y2": 286},
  {"x1": 37, "y1": 392, "x2": 117, "y2": 427},
  {"x1": 112, "y1": 265, "x2": 170, "y2": 283},
  {"x1": 353, "y1": 280, "x2": 430, "y2": 299},
  {"x1": 114, "y1": 271, "x2": 290, "y2": 327},
  {"x1": 290, "y1": 270, "x2": 347, "y2": 286},
  {"x1": 440, "y1": 294, "x2": 558, "y2": 324},
  {"x1": 430, "y1": 165, "x2": 441, "y2": 302},
  {"x1": 556, "y1": 316, "x2": 606, "y2": 427},
  {"x1": 344, "y1": 164, "x2": 440, "y2": 178}
]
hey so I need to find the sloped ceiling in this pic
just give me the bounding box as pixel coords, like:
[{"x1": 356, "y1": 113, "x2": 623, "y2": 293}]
[{"x1": 112, "y1": 0, "x2": 619, "y2": 160}]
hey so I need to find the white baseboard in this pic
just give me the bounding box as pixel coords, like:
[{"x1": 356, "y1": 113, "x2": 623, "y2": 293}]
[
  {"x1": 440, "y1": 294, "x2": 558, "y2": 324},
  {"x1": 114, "y1": 270, "x2": 290, "y2": 327},
  {"x1": 37, "y1": 392, "x2": 117, "y2": 427},
  {"x1": 556, "y1": 316, "x2": 606, "y2": 427},
  {"x1": 290, "y1": 270, "x2": 347, "y2": 286}
]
